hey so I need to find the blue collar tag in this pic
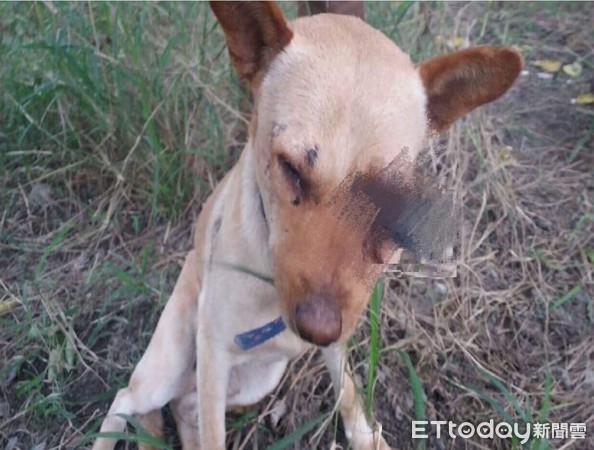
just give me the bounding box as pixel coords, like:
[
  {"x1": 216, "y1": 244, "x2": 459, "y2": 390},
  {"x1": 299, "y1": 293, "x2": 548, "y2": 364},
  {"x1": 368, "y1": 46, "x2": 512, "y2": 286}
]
[{"x1": 234, "y1": 316, "x2": 286, "y2": 351}]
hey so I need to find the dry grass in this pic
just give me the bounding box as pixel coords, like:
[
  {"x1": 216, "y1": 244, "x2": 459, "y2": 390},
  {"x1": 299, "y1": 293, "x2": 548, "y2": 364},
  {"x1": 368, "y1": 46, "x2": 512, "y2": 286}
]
[{"x1": 1, "y1": 2, "x2": 592, "y2": 450}]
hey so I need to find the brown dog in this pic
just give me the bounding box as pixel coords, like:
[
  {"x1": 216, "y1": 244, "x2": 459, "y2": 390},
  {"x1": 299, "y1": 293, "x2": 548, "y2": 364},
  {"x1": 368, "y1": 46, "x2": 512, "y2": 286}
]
[{"x1": 92, "y1": 2, "x2": 521, "y2": 449}]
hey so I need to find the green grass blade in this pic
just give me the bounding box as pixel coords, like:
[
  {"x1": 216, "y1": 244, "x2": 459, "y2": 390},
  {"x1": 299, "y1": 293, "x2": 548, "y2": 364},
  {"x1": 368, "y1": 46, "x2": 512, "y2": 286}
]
[
  {"x1": 34, "y1": 221, "x2": 75, "y2": 281},
  {"x1": 397, "y1": 350, "x2": 426, "y2": 450},
  {"x1": 533, "y1": 370, "x2": 552, "y2": 450},
  {"x1": 465, "y1": 383, "x2": 515, "y2": 424},
  {"x1": 474, "y1": 366, "x2": 529, "y2": 424},
  {"x1": 392, "y1": 1, "x2": 415, "y2": 27},
  {"x1": 266, "y1": 413, "x2": 329, "y2": 450},
  {"x1": 83, "y1": 431, "x2": 172, "y2": 449},
  {"x1": 228, "y1": 408, "x2": 259, "y2": 431},
  {"x1": 365, "y1": 278, "x2": 384, "y2": 418},
  {"x1": 551, "y1": 285, "x2": 581, "y2": 312},
  {"x1": 83, "y1": 414, "x2": 172, "y2": 449}
]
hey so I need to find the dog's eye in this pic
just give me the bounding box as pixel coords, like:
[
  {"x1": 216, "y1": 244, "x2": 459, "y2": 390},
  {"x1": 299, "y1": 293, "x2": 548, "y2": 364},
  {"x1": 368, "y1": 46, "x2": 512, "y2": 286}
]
[
  {"x1": 279, "y1": 157, "x2": 302, "y2": 189},
  {"x1": 278, "y1": 157, "x2": 305, "y2": 206},
  {"x1": 281, "y1": 159, "x2": 301, "y2": 187}
]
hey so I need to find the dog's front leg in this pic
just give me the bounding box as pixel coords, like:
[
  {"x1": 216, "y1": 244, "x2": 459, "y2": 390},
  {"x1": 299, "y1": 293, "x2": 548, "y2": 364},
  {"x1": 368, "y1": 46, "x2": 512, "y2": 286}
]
[
  {"x1": 92, "y1": 250, "x2": 199, "y2": 450},
  {"x1": 196, "y1": 306, "x2": 229, "y2": 450},
  {"x1": 322, "y1": 346, "x2": 391, "y2": 450}
]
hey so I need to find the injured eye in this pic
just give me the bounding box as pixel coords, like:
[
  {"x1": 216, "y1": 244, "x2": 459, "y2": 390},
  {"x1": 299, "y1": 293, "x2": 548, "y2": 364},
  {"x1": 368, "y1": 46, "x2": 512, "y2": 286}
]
[
  {"x1": 280, "y1": 158, "x2": 301, "y2": 188},
  {"x1": 278, "y1": 156, "x2": 305, "y2": 205}
]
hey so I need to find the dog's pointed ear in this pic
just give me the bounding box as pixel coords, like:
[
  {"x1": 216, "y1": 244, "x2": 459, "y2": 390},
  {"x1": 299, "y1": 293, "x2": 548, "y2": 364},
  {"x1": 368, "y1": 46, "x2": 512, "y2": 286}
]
[
  {"x1": 418, "y1": 46, "x2": 522, "y2": 133},
  {"x1": 210, "y1": 1, "x2": 293, "y2": 90}
]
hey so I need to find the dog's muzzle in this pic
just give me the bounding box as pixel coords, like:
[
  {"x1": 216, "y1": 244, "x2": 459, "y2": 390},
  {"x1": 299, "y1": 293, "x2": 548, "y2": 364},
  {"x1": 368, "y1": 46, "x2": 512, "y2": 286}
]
[{"x1": 294, "y1": 297, "x2": 342, "y2": 346}]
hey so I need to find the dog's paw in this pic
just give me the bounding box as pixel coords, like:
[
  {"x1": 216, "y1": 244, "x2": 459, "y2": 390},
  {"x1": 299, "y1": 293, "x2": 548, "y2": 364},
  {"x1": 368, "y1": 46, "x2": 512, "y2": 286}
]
[
  {"x1": 373, "y1": 430, "x2": 392, "y2": 450},
  {"x1": 350, "y1": 427, "x2": 392, "y2": 450}
]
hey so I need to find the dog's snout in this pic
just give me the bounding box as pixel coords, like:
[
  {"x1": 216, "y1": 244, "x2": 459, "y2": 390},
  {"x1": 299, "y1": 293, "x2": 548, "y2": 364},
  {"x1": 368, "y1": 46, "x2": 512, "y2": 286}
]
[{"x1": 294, "y1": 298, "x2": 342, "y2": 346}]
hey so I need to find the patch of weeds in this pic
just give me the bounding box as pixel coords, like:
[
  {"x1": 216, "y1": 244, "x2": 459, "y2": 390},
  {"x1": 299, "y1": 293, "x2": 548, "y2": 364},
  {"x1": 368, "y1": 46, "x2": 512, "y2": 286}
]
[
  {"x1": 465, "y1": 366, "x2": 553, "y2": 450},
  {"x1": 1, "y1": 294, "x2": 78, "y2": 425}
]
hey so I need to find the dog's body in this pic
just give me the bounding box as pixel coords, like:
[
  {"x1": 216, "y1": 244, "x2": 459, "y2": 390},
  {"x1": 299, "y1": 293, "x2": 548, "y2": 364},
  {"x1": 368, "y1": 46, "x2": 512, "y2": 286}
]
[{"x1": 92, "y1": 3, "x2": 521, "y2": 449}]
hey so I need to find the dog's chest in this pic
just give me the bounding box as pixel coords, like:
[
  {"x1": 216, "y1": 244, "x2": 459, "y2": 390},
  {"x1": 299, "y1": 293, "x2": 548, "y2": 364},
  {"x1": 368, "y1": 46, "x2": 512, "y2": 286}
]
[{"x1": 226, "y1": 329, "x2": 310, "y2": 406}]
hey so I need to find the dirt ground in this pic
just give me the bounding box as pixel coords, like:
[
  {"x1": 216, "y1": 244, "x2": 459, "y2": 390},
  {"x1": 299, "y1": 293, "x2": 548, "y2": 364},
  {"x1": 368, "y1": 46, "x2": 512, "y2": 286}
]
[{"x1": 1, "y1": 2, "x2": 593, "y2": 450}]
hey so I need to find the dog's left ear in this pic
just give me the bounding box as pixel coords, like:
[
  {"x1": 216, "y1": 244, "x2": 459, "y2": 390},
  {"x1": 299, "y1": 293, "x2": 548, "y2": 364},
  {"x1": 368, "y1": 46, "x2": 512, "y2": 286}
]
[
  {"x1": 419, "y1": 46, "x2": 522, "y2": 132},
  {"x1": 210, "y1": 1, "x2": 293, "y2": 92}
]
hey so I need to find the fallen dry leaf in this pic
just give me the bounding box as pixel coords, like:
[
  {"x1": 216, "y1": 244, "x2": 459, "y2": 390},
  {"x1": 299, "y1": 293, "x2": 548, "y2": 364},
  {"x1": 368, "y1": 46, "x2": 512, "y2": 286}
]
[
  {"x1": 434, "y1": 35, "x2": 468, "y2": 50},
  {"x1": 498, "y1": 146, "x2": 518, "y2": 166},
  {"x1": 562, "y1": 62, "x2": 582, "y2": 78},
  {"x1": 571, "y1": 92, "x2": 594, "y2": 105},
  {"x1": 532, "y1": 59, "x2": 562, "y2": 73},
  {"x1": 448, "y1": 36, "x2": 465, "y2": 49},
  {"x1": 0, "y1": 299, "x2": 20, "y2": 316}
]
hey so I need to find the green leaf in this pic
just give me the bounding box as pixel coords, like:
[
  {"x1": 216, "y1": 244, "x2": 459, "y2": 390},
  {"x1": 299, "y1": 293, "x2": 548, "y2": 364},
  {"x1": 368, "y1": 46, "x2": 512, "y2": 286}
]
[
  {"x1": 551, "y1": 285, "x2": 581, "y2": 312},
  {"x1": 265, "y1": 413, "x2": 329, "y2": 450}
]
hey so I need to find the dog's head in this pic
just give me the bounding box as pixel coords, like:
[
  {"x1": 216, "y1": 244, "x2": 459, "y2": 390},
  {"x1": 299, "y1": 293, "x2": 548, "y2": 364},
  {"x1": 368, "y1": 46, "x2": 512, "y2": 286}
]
[{"x1": 211, "y1": 2, "x2": 521, "y2": 346}]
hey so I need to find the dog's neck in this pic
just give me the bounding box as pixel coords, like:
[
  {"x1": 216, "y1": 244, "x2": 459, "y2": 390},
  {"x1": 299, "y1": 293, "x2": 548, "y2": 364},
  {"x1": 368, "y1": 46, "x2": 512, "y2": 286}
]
[
  {"x1": 236, "y1": 143, "x2": 274, "y2": 278},
  {"x1": 229, "y1": 144, "x2": 288, "y2": 350}
]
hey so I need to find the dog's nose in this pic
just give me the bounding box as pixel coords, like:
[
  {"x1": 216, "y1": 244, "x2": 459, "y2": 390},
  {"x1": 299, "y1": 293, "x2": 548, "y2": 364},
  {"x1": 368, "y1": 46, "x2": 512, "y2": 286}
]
[{"x1": 294, "y1": 299, "x2": 342, "y2": 346}]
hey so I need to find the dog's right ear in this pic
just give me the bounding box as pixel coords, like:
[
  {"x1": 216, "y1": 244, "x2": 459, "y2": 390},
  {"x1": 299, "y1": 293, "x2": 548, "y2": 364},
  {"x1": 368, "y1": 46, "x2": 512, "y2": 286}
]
[
  {"x1": 210, "y1": 1, "x2": 293, "y2": 91},
  {"x1": 418, "y1": 46, "x2": 522, "y2": 133}
]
